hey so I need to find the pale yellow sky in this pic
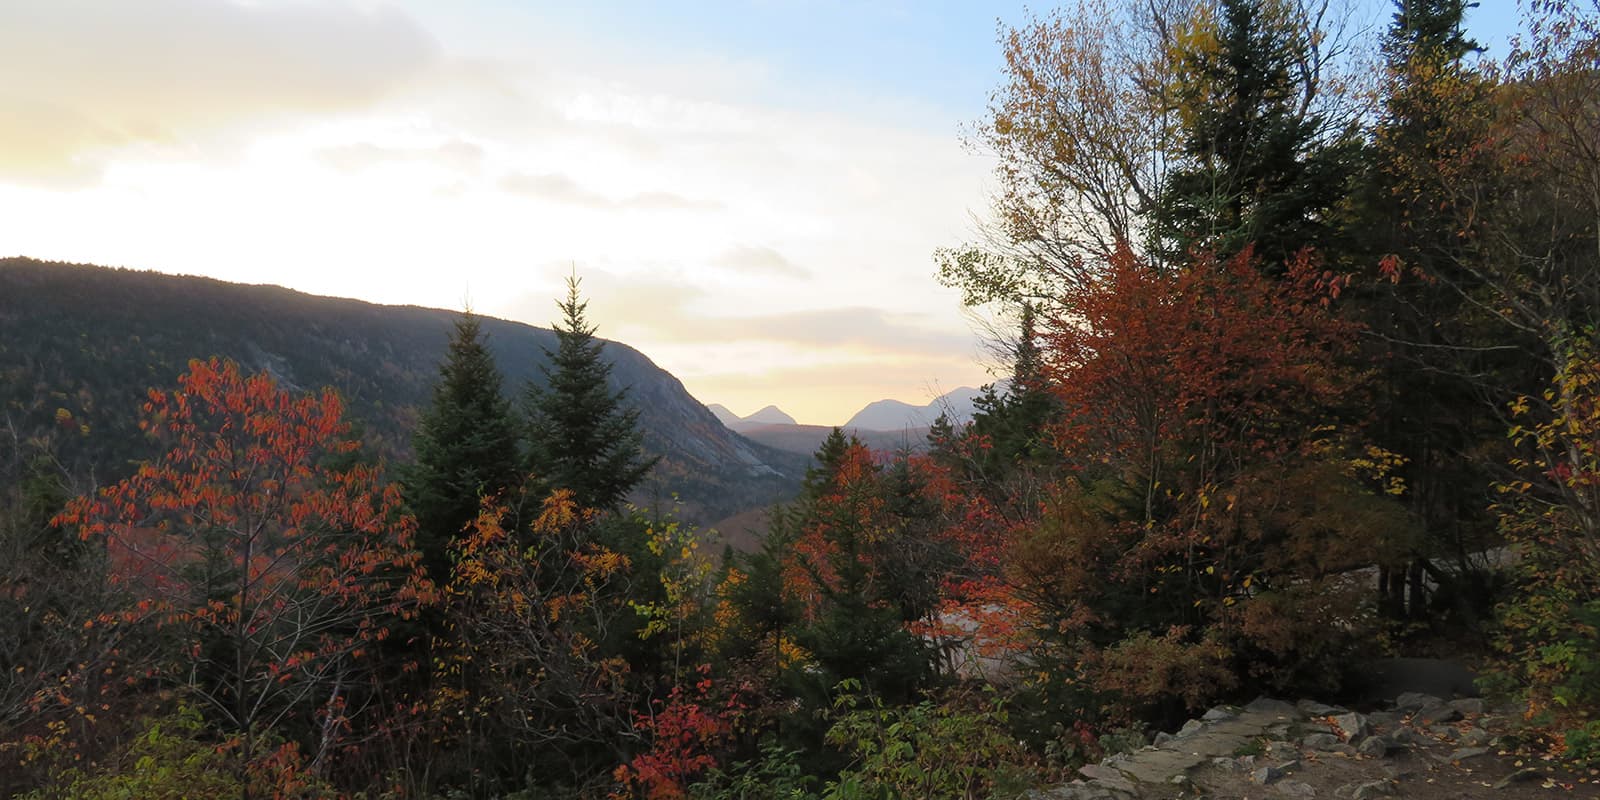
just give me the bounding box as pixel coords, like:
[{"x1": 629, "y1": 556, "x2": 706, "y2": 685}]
[{"x1": 0, "y1": 0, "x2": 1001, "y2": 425}]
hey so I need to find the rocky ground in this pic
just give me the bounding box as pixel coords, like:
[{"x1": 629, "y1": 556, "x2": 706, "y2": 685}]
[{"x1": 1033, "y1": 694, "x2": 1599, "y2": 799}]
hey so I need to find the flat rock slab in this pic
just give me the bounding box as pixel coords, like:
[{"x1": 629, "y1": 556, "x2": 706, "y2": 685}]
[
  {"x1": 1164, "y1": 729, "x2": 1256, "y2": 758},
  {"x1": 1151, "y1": 711, "x2": 1291, "y2": 761},
  {"x1": 1115, "y1": 749, "x2": 1208, "y2": 784}
]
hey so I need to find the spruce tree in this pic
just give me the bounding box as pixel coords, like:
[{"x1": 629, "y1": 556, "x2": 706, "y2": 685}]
[
  {"x1": 1353, "y1": 0, "x2": 1500, "y2": 621},
  {"x1": 404, "y1": 313, "x2": 522, "y2": 582},
  {"x1": 1152, "y1": 0, "x2": 1359, "y2": 266},
  {"x1": 959, "y1": 304, "x2": 1060, "y2": 484},
  {"x1": 801, "y1": 427, "x2": 854, "y2": 497},
  {"x1": 1385, "y1": 0, "x2": 1480, "y2": 63},
  {"x1": 524, "y1": 276, "x2": 656, "y2": 511}
]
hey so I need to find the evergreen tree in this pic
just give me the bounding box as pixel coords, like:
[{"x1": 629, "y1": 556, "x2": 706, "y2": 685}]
[
  {"x1": 1351, "y1": 0, "x2": 1503, "y2": 622},
  {"x1": 525, "y1": 276, "x2": 656, "y2": 511},
  {"x1": 404, "y1": 313, "x2": 522, "y2": 583},
  {"x1": 801, "y1": 427, "x2": 854, "y2": 497},
  {"x1": 951, "y1": 304, "x2": 1061, "y2": 488},
  {"x1": 1152, "y1": 0, "x2": 1359, "y2": 266},
  {"x1": 785, "y1": 440, "x2": 932, "y2": 705},
  {"x1": 1385, "y1": 0, "x2": 1480, "y2": 63}
]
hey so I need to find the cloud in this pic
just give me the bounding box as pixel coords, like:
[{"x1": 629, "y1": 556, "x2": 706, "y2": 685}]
[
  {"x1": 621, "y1": 191, "x2": 721, "y2": 211},
  {"x1": 503, "y1": 271, "x2": 970, "y2": 361},
  {"x1": 499, "y1": 171, "x2": 610, "y2": 206},
  {"x1": 0, "y1": 0, "x2": 438, "y2": 185},
  {"x1": 0, "y1": 97, "x2": 123, "y2": 188},
  {"x1": 317, "y1": 139, "x2": 485, "y2": 174},
  {"x1": 499, "y1": 171, "x2": 720, "y2": 211},
  {"x1": 745, "y1": 308, "x2": 972, "y2": 353},
  {"x1": 710, "y1": 245, "x2": 809, "y2": 279}
]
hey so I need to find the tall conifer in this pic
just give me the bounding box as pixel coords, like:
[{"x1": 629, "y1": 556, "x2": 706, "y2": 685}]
[
  {"x1": 405, "y1": 313, "x2": 522, "y2": 582},
  {"x1": 1153, "y1": 0, "x2": 1358, "y2": 266},
  {"x1": 524, "y1": 276, "x2": 656, "y2": 511}
]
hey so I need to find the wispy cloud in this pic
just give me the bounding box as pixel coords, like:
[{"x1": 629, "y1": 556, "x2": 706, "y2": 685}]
[
  {"x1": 0, "y1": 0, "x2": 437, "y2": 185},
  {"x1": 711, "y1": 245, "x2": 809, "y2": 279},
  {"x1": 316, "y1": 140, "x2": 485, "y2": 174},
  {"x1": 505, "y1": 270, "x2": 969, "y2": 360},
  {"x1": 500, "y1": 171, "x2": 721, "y2": 211}
]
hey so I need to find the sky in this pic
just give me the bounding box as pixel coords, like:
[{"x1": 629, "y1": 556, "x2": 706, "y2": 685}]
[{"x1": 0, "y1": 0, "x2": 1522, "y2": 425}]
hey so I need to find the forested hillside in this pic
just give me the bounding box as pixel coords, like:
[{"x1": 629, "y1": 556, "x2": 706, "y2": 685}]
[
  {"x1": 3, "y1": 2, "x2": 1599, "y2": 799},
  {"x1": 0, "y1": 256, "x2": 805, "y2": 522}
]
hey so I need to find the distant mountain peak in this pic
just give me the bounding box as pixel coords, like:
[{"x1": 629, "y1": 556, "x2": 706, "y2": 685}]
[
  {"x1": 707, "y1": 403, "x2": 743, "y2": 428},
  {"x1": 707, "y1": 402, "x2": 798, "y2": 432},
  {"x1": 844, "y1": 386, "x2": 981, "y2": 431},
  {"x1": 744, "y1": 405, "x2": 796, "y2": 426}
]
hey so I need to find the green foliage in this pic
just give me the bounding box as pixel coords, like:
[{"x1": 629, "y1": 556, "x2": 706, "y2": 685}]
[
  {"x1": 525, "y1": 276, "x2": 658, "y2": 511},
  {"x1": 23, "y1": 707, "x2": 236, "y2": 800},
  {"x1": 1563, "y1": 720, "x2": 1600, "y2": 769},
  {"x1": 946, "y1": 304, "x2": 1061, "y2": 488},
  {"x1": 1152, "y1": 0, "x2": 1360, "y2": 265},
  {"x1": 820, "y1": 684, "x2": 1031, "y2": 800},
  {"x1": 782, "y1": 442, "x2": 939, "y2": 706},
  {"x1": 1488, "y1": 345, "x2": 1600, "y2": 762},
  {"x1": 405, "y1": 312, "x2": 522, "y2": 582},
  {"x1": 22, "y1": 705, "x2": 337, "y2": 800},
  {"x1": 1349, "y1": 0, "x2": 1510, "y2": 629},
  {"x1": 1385, "y1": 0, "x2": 1480, "y2": 63},
  {"x1": 689, "y1": 740, "x2": 818, "y2": 800}
]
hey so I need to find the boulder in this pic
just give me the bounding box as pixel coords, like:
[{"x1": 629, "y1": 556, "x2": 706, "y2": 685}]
[
  {"x1": 1415, "y1": 703, "x2": 1462, "y2": 726},
  {"x1": 1030, "y1": 780, "x2": 1136, "y2": 800},
  {"x1": 1365, "y1": 710, "x2": 1401, "y2": 727},
  {"x1": 1352, "y1": 780, "x2": 1395, "y2": 800},
  {"x1": 1253, "y1": 765, "x2": 1285, "y2": 785},
  {"x1": 1332, "y1": 712, "x2": 1370, "y2": 740},
  {"x1": 1357, "y1": 735, "x2": 1394, "y2": 758},
  {"x1": 1278, "y1": 780, "x2": 1318, "y2": 797},
  {"x1": 1394, "y1": 691, "x2": 1442, "y2": 712},
  {"x1": 1298, "y1": 700, "x2": 1344, "y2": 716}
]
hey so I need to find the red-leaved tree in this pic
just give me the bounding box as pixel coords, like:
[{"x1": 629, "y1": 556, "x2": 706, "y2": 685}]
[
  {"x1": 1013, "y1": 248, "x2": 1404, "y2": 714},
  {"x1": 55, "y1": 358, "x2": 434, "y2": 793}
]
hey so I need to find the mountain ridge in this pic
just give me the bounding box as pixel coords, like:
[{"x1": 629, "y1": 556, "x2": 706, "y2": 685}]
[{"x1": 0, "y1": 257, "x2": 806, "y2": 524}]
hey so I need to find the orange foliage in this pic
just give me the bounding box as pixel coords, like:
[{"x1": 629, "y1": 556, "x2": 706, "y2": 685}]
[{"x1": 53, "y1": 358, "x2": 434, "y2": 773}]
